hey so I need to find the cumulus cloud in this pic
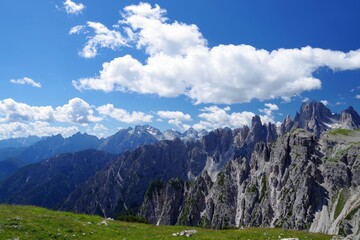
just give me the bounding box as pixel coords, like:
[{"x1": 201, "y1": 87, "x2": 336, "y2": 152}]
[
  {"x1": 0, "y1": 98, "x2": 101, "y2": 125},
  {"x1": 72, "y1": 3, "x2": 360, "y2": 104},
  {"x1": 74, "y1": 21, "x2": 126, "y2": 58},
  {"x1": 10, "y1": 77, "x2": 41, "y2": 88},
  {"x1": 193, "y1": 103, "x2": 280, "y2": 131},
  {"x1": 55, "y1": 98, "x2": 102, "y2": 124},
  {"x1": 157, "y1": 111, "x2": 192, "y2": 121},
  {"x1": 63, "y1": 0, "x2": 85, "y2": 15},
  {"x1": 259, "y1": 103, "x2": 279, "y2": 124},
  {"x1": 0, "y1": 121, "x2": 78, "y2": 140},
  {"x1": 97, "y1": 104, "x2": 153, "y2": 123},
  {"x1": 193, "y1": 106, "x2": 255, "y2": 131},
  {"x1": 157, "y1": 110, "x2": 192, "y2": 131},
  {"x1": 86, "y1": 123, "x2": 109, "y2": 138}
]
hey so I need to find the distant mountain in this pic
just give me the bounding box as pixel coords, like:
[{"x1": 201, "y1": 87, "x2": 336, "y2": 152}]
[
  {"x1": 0, "y1": 147, "x2": 26, "y2": 162},
  {"x1": 17, "y1": 133, "x2": 101, "y2": 164},
  {"x1": 98, "y1": 125, "x2": 159, "y2": 154},
  {"x1": 0, "y1": 125, "x2": 206, "y2": 167},
  {"x1": 0, "y1": 150, "x2": 114, "y2": 209},
  {"x1": 0, "y1": 136, "x2": 41, "y2": 149},
  {"x1": 0, "y1": 158, "x2": 26, "y2": 182}
]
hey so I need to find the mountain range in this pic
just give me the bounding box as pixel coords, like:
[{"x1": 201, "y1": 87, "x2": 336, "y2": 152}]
[
  {"x1": 0, "y1": 125, "x2": 206, "y2": 181},
  {"x1": 0, "y1": 101, "x2": 359, "y2": 239}
]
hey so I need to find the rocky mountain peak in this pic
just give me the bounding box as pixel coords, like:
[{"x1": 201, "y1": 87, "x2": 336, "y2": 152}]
[
  {"x1": 297, "y1": 101, "x2": 334, "y2": 123},
  {"x1": 294, "y1": 101, "x2": 336, "y2": 137},
  {"x1": 339, "y1": 106, "x2": 360, "y2": 129}
]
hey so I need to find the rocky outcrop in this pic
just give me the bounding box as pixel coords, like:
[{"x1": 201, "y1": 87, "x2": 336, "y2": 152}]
[
  {"x1": 338, "y1": 106, "x2": 360, "y2": 130},
  {"x1": 139, "y1": 128, "x2": 360, "y2": 239}
]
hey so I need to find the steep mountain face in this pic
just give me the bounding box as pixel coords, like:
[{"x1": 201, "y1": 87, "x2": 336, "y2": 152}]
[
  {"x1": 61, "y1": 138, "x2": 189, "y2": 217},
  {"x1": 0, "y1": 150, "x2": 114, "y2": 209},
  {"x1": 293, "y1": 101, "x2": 336, "y2": 137},
  {"x1": 18, "y1": 133, "x2": 101, "y2": 164},
  {"x1": 140, "y1": 129, "x2": 360, "y2": 239},
  {"x1": 61, "y1": 118, "x2": 278, "y2": 216}
]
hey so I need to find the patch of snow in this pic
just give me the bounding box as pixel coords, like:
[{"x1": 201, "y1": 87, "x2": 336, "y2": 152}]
[
  {"x1": 187, "y1": 171, "x2": 196, "y2": 181},
  {"x1": 204, "y1": 157, "x2": 219, "y2": 181}
]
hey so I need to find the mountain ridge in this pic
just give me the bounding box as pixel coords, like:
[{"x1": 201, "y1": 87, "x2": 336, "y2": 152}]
[{"x1": 0, "y1": 101, "x2": 359, "y2": 239}]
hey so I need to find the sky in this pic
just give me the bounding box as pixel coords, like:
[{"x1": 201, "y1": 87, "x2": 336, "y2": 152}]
[{"x1": 0, "y1": 0, "x2": 360, "y2": 139}]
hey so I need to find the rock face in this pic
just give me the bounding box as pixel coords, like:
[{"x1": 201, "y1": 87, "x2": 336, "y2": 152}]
[
  {"x1": 61, "y1": 138, "x2": 190, "y2": 217},
  {"x1": 60, "y1": 117, "x2": 278, "y2": 217},
  {"x1": 293, "y1": 101, "x2": 336, "y2": 137},
  {"x1": 139, "y1": 128, "x2": 360, "y2": 239},
  {"x1": 338, "y1": 106, "x2": 360, "y2": 130}
]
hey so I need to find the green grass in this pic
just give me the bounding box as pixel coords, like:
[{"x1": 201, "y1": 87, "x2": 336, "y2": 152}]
[
  {"x1": 328, "y1": 129, "x2": 353, "y2": 136},
  {"x1": 334, "y1": 189, "x2": 349, "y2": 219},
  {"x1": 0, "y1": 205, "x2": 333, "y2": 240}
]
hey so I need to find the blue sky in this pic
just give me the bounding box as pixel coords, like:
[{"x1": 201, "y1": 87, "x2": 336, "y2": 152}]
[{"x1": 0, "y1": 0, "x2": 360, "y2": 139}]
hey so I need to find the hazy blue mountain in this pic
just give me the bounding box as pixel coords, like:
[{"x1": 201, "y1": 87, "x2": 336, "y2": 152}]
[
  {"x1": 0, "y1": 150, "x2": 114, "y2": 209},
  {"x1": 0, "y1": 136, "x2": 41, "y2": 149},
  {"x1": 17, "y1": 133, "x2": 101, "y2": 164}
]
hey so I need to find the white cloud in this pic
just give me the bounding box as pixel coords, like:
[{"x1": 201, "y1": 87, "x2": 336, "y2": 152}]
[
  {"x1": 193, "y1": 106, "x2": 255, "y2": 131},
  {"x1": 69, "y1": 25, "x2": 85, "y2": 35},
  {"x1": 10, "y1": 77, "x2": 41, "y2": 88},
  {"x1": 97, "y1": 104, "x2": 153, "y2": 123},
  {"x1": 63, "y1": 0, "x2": 85, "y2": 15},
  {"x1": 0, "y1": 98, "x2": 101, "y2": 125},
  {"x1": 86, "y1": 123, "x2": 109, "y2": 138},
  {"x1": 157, "y1": 110, "x2": 192, "y2": 131},
  {"x1": 302, "y1": 97, "x2": 310, "y2": 103},
  {"x1": 0, "y1": 121, "x2": 78, "y2": 140},
  {"x1": 54, "y1": 98, "x2": 102, "y2": 125},
  {"x1": 157, "y1": 111, "x2": 192, "y2": 121},
  {"x1": 356, "y1": 95, "x2": 360, "y2": 99},
  {"x1": 76, "y1": 21, "x2": 126, "y2": 58},
  {"x1": 0, "y1": 98, "x2": 54, "y2": 122},
  {"x1": 193, "y1": 103, "x2": 280, "y2": 131},
  {"x1": 259, "y1": 103, "x2": 279, "y2": 124},
  {"x1": 320, "y1": 100, "x2": 329, "y2": 106},
  {"x1": 72, "y1": 3, "x2": 360, "y2": 104},
  {"x1": 335, "y1": 101, "x2": 346, "y2": 106}
]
